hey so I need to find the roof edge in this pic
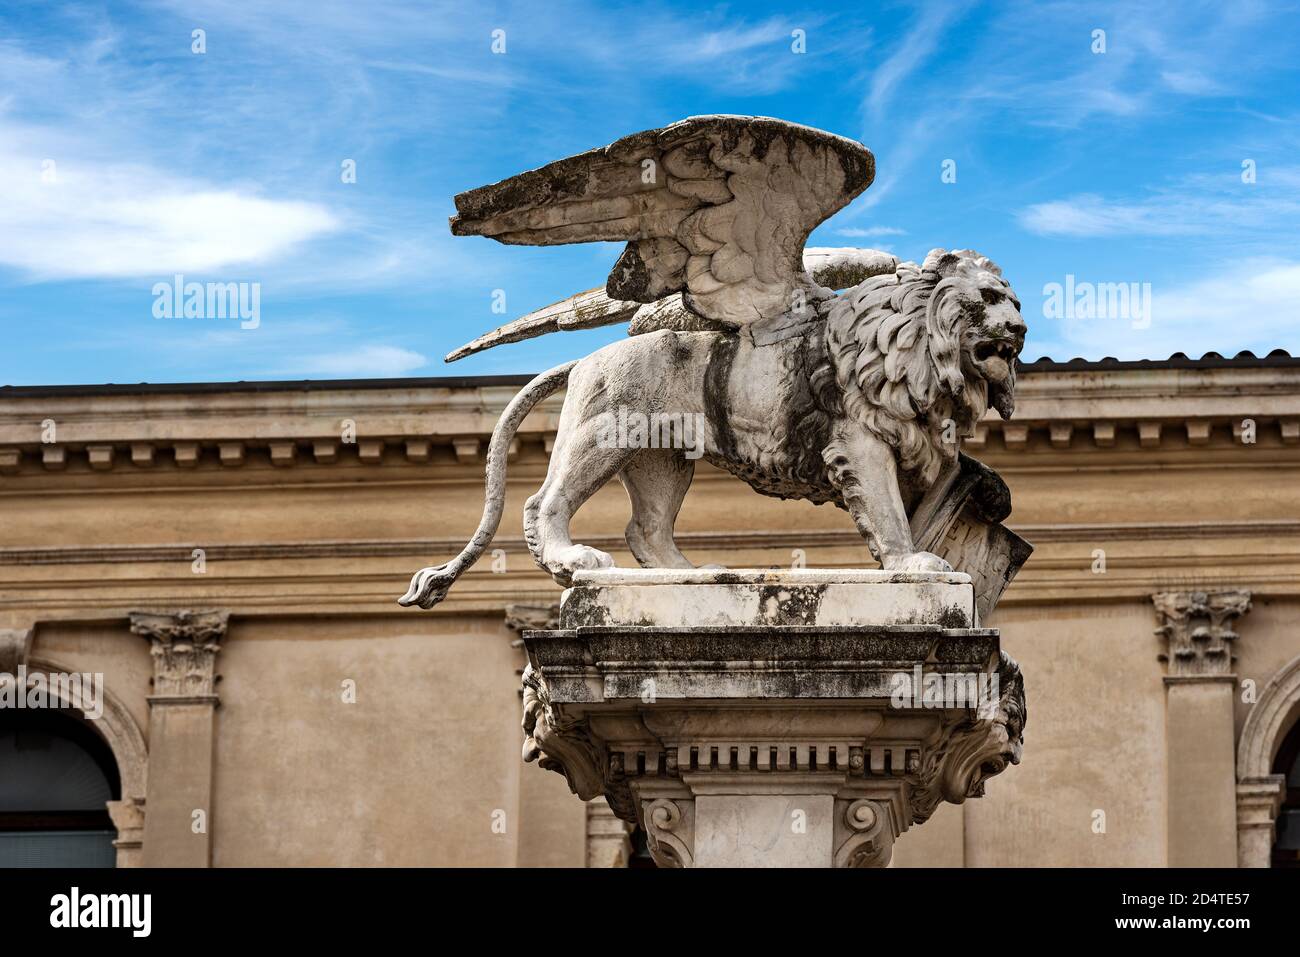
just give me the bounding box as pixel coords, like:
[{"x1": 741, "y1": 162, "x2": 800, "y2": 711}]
[{"x1": 2, "y1": 350, "x2": 1296, "y2": 398}]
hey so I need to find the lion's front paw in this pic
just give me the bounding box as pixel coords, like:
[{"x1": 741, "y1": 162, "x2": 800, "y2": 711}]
[
  {"x1": 889, "y1": 551, "x2": 953, "y2": 573},
  {"x1": 545, "y1": 545, "x2": 616, "y2": 585}
]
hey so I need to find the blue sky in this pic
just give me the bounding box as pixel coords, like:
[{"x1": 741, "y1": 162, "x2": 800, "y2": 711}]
[{"x1": 2, "y1": 0, "x2": 1298, "y2": 385}]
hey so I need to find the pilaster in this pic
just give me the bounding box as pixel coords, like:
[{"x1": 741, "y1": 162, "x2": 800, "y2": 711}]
[
  {"x1": 130, "y1": 609, "x2": 228, "y2": 867},
  {"x1": 1153, "y1": 589, "x2": 1251, "y2": 867}
]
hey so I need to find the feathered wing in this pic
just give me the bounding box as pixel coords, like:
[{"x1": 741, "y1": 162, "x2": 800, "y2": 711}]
[
  {"x1": 444, "y1": 288, "x2": 639, "y2": 363},
  {"x1": 444, "y1": 247, "x2": 898, "y2": 363},
  {"x1": 450, "y1": 115, "x2": 875, "y2": 328}
]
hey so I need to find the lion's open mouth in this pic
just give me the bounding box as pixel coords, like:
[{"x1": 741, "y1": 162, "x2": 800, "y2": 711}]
[
  {"x1": 971, "y1": 339, "x2": 1017, "y2": 385},
  {"x1": 973, "y1": 339, "x2": 1017, "y2": 365}
]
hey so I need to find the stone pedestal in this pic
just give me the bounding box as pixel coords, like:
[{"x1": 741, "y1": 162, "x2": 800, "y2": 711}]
[{"x1": 520, "y1": 569, "x2": 1025, "y2": 868}]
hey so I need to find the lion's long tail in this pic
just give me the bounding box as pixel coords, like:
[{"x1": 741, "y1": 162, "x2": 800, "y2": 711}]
[{"x1": 398, "y1": 360, "x2": 578, "y2": 608}]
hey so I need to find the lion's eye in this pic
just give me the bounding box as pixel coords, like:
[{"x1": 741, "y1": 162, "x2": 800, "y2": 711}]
[{"x1": 980, "y1": 288, "x2": 1005, "y2": 306}]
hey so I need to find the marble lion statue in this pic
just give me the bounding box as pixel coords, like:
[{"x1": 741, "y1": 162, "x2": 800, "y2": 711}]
[{"x1": 400, "y1": 115, "x2": 1026, "y2": 609}]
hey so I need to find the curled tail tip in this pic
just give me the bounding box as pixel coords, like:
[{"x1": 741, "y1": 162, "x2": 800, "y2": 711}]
[{"x1": 397, "y1": 564, "x2": 459, "y2": 609}]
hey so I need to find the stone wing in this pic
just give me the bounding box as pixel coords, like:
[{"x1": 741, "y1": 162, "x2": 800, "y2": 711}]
[
  {"x1": 443, "y1": 247, "x2": 897, "y2": 364},
  {"x1": 449, "y1": 115, "x2": 875, "y2": 328}
]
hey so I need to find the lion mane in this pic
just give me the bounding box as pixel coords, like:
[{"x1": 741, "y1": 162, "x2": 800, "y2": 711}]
[{"x1": 815, "y1": 248, "x2": 1014, "y2": 488}]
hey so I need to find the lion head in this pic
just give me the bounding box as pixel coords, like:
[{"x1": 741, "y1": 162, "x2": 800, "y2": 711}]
[
  {"x1": 823, "y1": 248, "x2": 1026, "y2": 487},
  {"x1": 910, "y1": 651, "x2": 1027, "y2": 824}
]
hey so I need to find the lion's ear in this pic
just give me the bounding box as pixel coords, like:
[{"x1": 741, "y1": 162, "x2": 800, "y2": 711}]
[
  {"x1": 922, "y1": 248, "x2": 949, "y2": 272},
  {"x1": 922, "y1": 248, "x2": 964, "y2": 278}
]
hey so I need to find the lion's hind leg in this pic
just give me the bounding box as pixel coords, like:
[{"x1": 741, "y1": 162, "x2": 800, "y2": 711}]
[
  {"x1": 619, "y1": 450, "x2": 696, "y2": 569},
  {"x1": 524, "y1": 395, "x2": 638, "y2": 586}
]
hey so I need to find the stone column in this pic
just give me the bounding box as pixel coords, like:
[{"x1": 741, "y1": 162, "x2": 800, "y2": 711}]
[
  {"x1": 0, "y1": 627, "x2": 33, "y2": 675},
  {"x1": 130, "y1": 610, "x2": 227, "y2": 868},
  {"x1": 1236, "y1": 776, "x2": 1285, "y2": 868},
  {"x1": 520, "y1": 569, "x2": 1026, "y2": 868},
  {"x1": 585, "y1": 798, "x2": 633, "y2": 868},
  {"x1": 1153, "y1": 590, "x2": 1251, "y2": 868},
  {"x1": 106, "y1": 799, "x2": 147, "y2": 867}
]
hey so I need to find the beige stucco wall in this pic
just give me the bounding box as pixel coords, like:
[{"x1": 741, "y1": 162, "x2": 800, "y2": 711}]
[
  {"x1": 3, "y1": 358, "x2": 1298, "y2": 866},
  {"x1": 967, "y1": 601, "x2": 1169, "y2": 866},
  {"x1": 211, "y1": 614, "x2": 527, "y2": 867}
]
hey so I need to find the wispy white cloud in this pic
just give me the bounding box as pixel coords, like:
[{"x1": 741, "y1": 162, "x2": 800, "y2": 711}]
[
  {"x1": 1159, "y1": 69, "x2": 1222, "y2": 95},
  {"x1": 837, "y1": 226, "x2": 906, "y2": 237},
  {"x1": 1035, "y1": 259, "x2": 1300, "y2": 360},
  {"x1": 1020, "y1": 193, "x2": 1194, "y2": 237},
  {"x1": 849, "y1": 0, "x2": 1287, "y2": 227},
  {"x1": 864, "y1": 2, "x2": 969, "y2": 118},
  {"x1": 57, "y1": 314, "x2": 431, "y2": 380},
  {"x1": 0, "y1": 140, "x2": 339, "y2": 280},
  {"x1": 570, "y1": 10, "x2": 838, "y2": 95},
  {"x1": 680, "y1": 19, "x2": 794, "y2": 59},
  {"x1": 267, "y1": 344, "x2": 428, "y2": 377},
  {"x1": 1019, "y1": 167, "x2": 1300, "y2": 239}
]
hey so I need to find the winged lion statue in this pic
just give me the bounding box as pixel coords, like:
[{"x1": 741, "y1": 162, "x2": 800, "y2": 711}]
[{"x1": 400, "y1": 115, "x2": 1032, "y2": 618}]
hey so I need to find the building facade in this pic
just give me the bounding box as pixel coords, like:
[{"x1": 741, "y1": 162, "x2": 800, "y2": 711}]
[{"x1": 1, "y1": 352, "x2": 1299, "y2": 867}]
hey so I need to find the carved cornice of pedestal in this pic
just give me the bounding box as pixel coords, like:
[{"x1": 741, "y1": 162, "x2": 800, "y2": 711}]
[
  {"x1": 129, "y1": 609, "x2": 228, "y2": 701},
  {"x1": 520, "y1": 647, "x2": 1027, "y2": 867},
  {"x1": 1152, "y1": 589, "x2": 1251, "y2": 679}
]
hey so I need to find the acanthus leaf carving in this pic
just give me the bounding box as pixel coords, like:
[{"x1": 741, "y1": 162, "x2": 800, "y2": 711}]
[
  {"x1": 129, "y1": 609, "x2": 228, "y2": 699},
  {"x1": 1152, "y1": 589, "x2": 1251, "y2": 677}
]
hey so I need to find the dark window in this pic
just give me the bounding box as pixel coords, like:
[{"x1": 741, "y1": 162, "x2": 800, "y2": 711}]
[
  {"x1": 1272, "y1": 718, "x2": 1300, "y2": 868},
  {"x1": 0, "y1": 708, "x2": 120, "y2": 867}
]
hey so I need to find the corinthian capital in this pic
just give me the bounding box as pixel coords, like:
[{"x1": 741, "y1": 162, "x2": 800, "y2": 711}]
[
  {"x1": 129, "y1": 610, "x2": 228, "y2": 699},
  {"x1": 1152, "y1": 589, "x2": 1251, "y2": 678}
]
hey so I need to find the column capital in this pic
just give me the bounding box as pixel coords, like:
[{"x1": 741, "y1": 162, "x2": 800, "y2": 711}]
[
  {"x1": 129, "y1": 609, "x2": 228, "y2": 700},
  {"x1": 1152, "y1": 589, "x2": 1251, "y2": 678},
  {"x1": 504, "y1": 603, "x2": 561, "y2": 633},
  {"x1": 0, "y1": 627, "x2": 33, "y2": 674},
  {"x1": 106, "y1": 797, "x2": 147, "y2": 866}
]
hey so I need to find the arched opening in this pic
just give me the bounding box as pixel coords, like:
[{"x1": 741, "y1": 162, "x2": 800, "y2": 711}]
[
  {"x1": 0, "y1": 707, "x2": 121, "y2": 867},
  {"x1": 1237, "y1": 652, "x2": 1300, "y2": 867},
  {"x1": 1271, "y1": 719, "x2": 1300, "y2": 868}
]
